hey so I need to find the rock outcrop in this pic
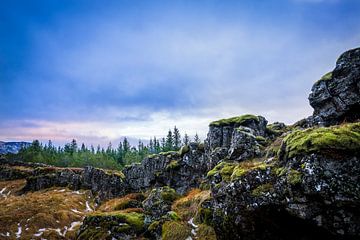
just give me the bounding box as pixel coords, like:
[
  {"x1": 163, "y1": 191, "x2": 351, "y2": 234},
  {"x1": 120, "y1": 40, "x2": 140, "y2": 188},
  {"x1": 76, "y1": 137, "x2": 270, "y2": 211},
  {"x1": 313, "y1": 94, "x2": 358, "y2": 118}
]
[
  {"x1": 206, "y1": 115, "x2": 267, "y2": 168},
  {"x1": 123, "y1": 143, "x2": 207, "y2": 194},
  {"x1": 309, "y1": 47, "x2": 360, "y2": 126},
  {"x1": 22, "y1": 166, "x2": 126, "y2": 201}
]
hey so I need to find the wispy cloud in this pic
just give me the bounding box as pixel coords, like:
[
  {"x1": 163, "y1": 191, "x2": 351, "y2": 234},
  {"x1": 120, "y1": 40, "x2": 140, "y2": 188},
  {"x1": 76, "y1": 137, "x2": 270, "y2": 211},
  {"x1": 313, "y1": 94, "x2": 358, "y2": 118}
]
[{"x1": 1, "y1": 0, "x2": 359, "y2": 145}]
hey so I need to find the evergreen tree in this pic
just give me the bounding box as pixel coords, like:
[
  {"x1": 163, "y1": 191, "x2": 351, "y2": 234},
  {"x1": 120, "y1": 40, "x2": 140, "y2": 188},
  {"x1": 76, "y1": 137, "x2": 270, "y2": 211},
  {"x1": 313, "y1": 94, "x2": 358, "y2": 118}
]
[
  {"x1": 165, "y1": 130, "x2": 173, "y2": 151},
  {"x1": 183, "y1": 133, "x2": 190, "y2": 145},
  {"x1": 173, "y1": 126, "x2": 181, "y2": 150},
  {"x1": 81, "y1": 143, "x2": 86, "y2": 152},
  {"x1": 161, "y1": 138, "x2": 166, "y2": 152},
  {"x1": 194, "y1": 133, "x2": 201, "y2": 144}
]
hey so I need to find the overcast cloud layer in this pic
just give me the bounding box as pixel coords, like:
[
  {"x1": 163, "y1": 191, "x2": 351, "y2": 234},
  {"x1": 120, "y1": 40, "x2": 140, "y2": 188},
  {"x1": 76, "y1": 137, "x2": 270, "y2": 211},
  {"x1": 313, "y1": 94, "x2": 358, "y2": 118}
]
[{"x1": 1, "y1": 0, "x2": 359, "y2": 146}]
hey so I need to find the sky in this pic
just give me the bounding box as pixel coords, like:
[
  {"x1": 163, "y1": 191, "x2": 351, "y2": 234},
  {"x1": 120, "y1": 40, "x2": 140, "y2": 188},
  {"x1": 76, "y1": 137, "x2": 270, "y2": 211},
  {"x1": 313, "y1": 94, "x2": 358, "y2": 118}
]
[{"x1": 0, "y1": 0, "x2": 359, "y2": 146}]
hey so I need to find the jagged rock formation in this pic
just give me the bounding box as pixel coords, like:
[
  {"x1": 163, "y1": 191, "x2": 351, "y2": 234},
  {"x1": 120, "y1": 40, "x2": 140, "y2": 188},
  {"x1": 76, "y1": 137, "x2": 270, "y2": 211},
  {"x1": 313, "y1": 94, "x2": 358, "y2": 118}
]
[
  {"x1": 22, "y1": 166, "x2": 126, "y2": 201},
  {"x1": 123, "y1": 143, "x2": 207, "y2": 194},
  {"x1": 206, "y1": 115, "x2": 267, "y2": 168},
  {"x1": 309, "y1": 47, "x2": 360, "y2": 126}
]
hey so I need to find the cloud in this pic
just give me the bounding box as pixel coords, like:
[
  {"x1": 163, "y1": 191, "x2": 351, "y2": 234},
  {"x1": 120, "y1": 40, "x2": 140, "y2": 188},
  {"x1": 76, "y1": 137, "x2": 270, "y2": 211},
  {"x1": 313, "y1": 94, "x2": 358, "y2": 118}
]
[{"x1": 1, "y1": 0, "x2": 359, "y2": 145}]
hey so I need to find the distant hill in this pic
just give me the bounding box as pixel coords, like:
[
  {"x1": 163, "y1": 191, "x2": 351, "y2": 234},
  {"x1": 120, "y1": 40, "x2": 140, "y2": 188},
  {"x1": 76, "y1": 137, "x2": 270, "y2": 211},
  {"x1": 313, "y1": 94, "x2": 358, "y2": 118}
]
[{"x1": 0, "y1": 141, "x2": 31, "y2": 154}]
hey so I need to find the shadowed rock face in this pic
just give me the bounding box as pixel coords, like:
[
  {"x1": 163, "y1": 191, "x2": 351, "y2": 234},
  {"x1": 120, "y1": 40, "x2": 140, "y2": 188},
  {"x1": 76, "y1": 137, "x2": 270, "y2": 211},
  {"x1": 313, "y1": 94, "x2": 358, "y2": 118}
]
[
  {"x1": 123, "y1": 143, "x2": 207, "y2": 195},
  {"x1": 309, "y1": 47, "x2": 360, "y2": 126},
  {"x1": 21, "y1": 166, "x2": 126, "y2": 201}
]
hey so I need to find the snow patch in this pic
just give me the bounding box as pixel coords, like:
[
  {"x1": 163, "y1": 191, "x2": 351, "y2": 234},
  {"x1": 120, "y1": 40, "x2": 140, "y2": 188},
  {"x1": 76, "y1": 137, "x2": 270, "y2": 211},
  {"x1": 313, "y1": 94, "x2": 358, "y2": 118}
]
[
  {"x1": 71, "y1": 209, "x2": 82, "y2": 214},
  {"x1": 15, "y1": 223, "x2": 22, "y2": 238},
  {"x1": 85, "y1": 201, "x2": 93, "y2": 212}
]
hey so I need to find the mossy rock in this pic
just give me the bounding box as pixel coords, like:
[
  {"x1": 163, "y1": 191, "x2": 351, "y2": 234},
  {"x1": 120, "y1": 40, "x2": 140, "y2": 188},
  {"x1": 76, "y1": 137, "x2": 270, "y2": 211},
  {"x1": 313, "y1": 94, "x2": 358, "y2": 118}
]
[
  {"x1": 166, "y1": 160, "x2": 180, "y2": 170},
  {"x1": 114, "y1": 199, "x2": 141, "y2": 211},
  {"x1": 86, "y1": 211, "x2": 145, "y2": 233},
  {"x1": 160, "y1": 186, "x2": 180, "y2": 202},
  {"x1": 209, "y1": 114, "x2": 259, "y2": 127},
  {"x1": 207, "y1": 162, "x2": 237, "y2": 182},
  {"x1": 196, "y1": 224, "x2": 217, "y2": 240},
  {"x1": 179, "y1": 145, "x2": 190, "y2": 156},
  {"x1": 251, "y1": 183, "x2": 274, "y2": 197},
  {"x1": 281, "y1": 122, "x2": 360, "y2": 160},
  {"x1": 230, "y1": 160, "x2": 270, "y2": 181},
  {"x1": 162, "y1": 221, "x2": 191, "y2": 240}
]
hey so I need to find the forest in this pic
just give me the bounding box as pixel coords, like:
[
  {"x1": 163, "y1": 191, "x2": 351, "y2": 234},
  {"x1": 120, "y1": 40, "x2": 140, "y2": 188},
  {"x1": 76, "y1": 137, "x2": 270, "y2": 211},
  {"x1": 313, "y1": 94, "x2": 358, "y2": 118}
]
[{"x1": 7, "y1": 126, "x2": 201, "y2": 170}]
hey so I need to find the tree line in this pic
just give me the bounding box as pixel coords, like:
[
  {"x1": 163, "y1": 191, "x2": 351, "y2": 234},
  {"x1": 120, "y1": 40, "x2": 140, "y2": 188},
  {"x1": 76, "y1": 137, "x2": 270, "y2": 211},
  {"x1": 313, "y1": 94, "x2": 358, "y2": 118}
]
[{"x1": 8, "y1": 126, "x2": 201, "y2": 170}]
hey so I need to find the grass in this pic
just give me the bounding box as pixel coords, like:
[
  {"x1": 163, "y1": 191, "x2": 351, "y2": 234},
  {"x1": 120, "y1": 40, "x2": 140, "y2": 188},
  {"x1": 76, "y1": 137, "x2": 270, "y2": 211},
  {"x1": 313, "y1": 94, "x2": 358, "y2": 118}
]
[
  {"x1": 282, "y1": 122, "x2": 360, "y2": 159},
  {"x1": 172, "y1": 189, "x2": 211, "y2": 221},
  {"x1": 162, "y1": 221, "x2": 191, "y2": 240},
  {"x1": 0, "y1": 182, "x2": 94, "y2": 239},
  {"x1": 98, "y1": 193, "x2": 145, "y2": 212},
  {"x1": 209, "y1": 114, "x2": 259, "y2": 127}
]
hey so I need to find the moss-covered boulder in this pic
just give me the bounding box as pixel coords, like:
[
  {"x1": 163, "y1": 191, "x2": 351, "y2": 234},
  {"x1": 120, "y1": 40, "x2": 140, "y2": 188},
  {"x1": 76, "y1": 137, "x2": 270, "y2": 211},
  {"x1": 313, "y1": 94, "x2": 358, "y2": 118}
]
[
  {"x1": 279, "y1": 122, "x2": 360, "y2": 160},
  {"x1": 77, "y1": 211, "x2": 145, "y2": 239}
]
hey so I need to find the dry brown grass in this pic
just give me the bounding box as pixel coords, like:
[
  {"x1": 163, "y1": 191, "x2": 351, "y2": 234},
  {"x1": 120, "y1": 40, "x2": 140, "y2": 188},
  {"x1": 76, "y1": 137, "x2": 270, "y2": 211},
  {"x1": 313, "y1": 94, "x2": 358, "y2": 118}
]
[
  {"x1": 0, "y1": 183, "x2": 95, "y2": 239},
  {"x1": 172, "y1": 189, "x2": 211, "y2": 221},
  {"x1": 98, "y1": 193, "x2": 145, "y2": 212}
]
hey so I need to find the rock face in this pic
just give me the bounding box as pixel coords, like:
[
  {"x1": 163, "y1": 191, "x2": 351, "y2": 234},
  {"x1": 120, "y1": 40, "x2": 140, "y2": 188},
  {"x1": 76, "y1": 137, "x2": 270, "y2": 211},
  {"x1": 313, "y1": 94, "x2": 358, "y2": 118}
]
[
  {"x1": 123, "y1": 143, "x2": 207, "y2": 194},
  {"x1": 22, "y1": 166, "x2": 126, "y2": 201},
  {"x1": 208, "y1": 121, "x2": 360, "y2": 240},
  {"x1": 206, "y1": 115, "x2": 267, "y2": 168},
  {"x1": 309, "y1": 47, "x2": 360, "y2": 126}
]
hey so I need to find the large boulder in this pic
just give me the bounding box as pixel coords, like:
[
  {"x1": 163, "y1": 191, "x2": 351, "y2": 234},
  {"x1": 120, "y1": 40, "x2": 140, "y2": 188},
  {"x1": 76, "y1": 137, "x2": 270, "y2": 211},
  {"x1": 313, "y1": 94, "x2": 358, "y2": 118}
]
[
  {"x1": 309, "y1": 48, "x2": 360, "y2": 126},
  {"x1": 208, "y1": 122, "x2": 360, "y2": 240},
  {"x1": 123, "y1": 143, "x2": 207, "y2": 194},
  {"x1": 206, "y1": 115, "x2": 267, "y2": 168}
]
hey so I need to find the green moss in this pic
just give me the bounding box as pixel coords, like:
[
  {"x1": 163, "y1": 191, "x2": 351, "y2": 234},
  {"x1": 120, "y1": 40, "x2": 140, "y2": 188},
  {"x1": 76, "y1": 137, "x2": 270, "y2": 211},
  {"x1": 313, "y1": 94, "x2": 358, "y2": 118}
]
[
  {"x1": 287, "y1": 170, "x2": 302, "y2": 185},
  {"x1": 251, "y1": 183, "x2": 274, "y2": 197},
  {"x1": 113, "y1": 223, "x2": 132, "y2": 233},
  {"x1": 167, "y1": 211, "x2": 181, "y2": 221},
  {"x1": 77, "y1": 228, "x2": 109, "y2": 240},
  {"x1": 230, "y1": 161, "x2": 269, "y2": 181},
  {"x1": 162, "y1": 221, "x2": 191, "y2": 240},
  {"x1": 274, "y1": 167, "x2": 287, "y2": 177},
  {"x1": 206, "y1": 162, "x2": 237, "y2": 181},
  {"x1": 148, "y1": 220, "x2": 160, "y2": 231},
  {"x1": 166, "y1": 160, "x2": 180, "y2": 170},
  {"x1": 159, "y1": 151, "x2": 179, "y2": 156},
  {"x1": 197, "y1": 208, "x2": 213, "y2": 225},
  {"x1": 209, "y1": 114, "x2": 259, "y2": 127},
  {"x1": 113, "y1": 199, "x2": 139, "y2": 211},
  {"x1": 320, "y1": 71, "x2": 333, "y2": 81},
  {"x1": 282, "y1": 122, "x2": 360, "y2": 159},
  {"x1": 179, "y1": 145, "x2": 190, "y2": 156},
  {"x1": 103, "y1": 169, "x2": 125, "y2": 179},
  {"x1": 196, "y1": 224, "x2": 217, "y2": 240},
  {"x1": 161, "y1": 187, "x2": 180, "y2": 202},
  {"x1": 88, "y1": 211, "x2": 145, "y2": 232}
]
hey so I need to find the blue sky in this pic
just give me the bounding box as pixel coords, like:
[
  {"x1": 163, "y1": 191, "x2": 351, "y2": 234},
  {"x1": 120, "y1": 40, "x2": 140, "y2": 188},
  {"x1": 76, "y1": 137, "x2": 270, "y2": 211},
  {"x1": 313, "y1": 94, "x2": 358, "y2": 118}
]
[{"x1": 0, "y1": 0, "x2": 359, "y2": 146}]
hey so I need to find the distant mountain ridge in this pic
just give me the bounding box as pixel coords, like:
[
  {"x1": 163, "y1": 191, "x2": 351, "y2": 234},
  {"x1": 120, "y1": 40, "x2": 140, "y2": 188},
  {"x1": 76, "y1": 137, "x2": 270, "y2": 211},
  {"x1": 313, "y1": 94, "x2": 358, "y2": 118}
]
[{"x1": 0, "y1": 141, "x2": 31, "y2": 154}]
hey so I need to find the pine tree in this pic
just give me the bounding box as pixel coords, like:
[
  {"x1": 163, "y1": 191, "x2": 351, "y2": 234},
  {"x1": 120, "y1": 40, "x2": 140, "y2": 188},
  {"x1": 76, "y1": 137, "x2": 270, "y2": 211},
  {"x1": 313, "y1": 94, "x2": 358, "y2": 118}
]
[
  {"x1": 165, "y1": 130, "x2": 173, "y2": 151},
  {"x1": 173, "y1": 126, "x2": 181, "y2": 150},
  {"x1": 81, "y1": 143, "x2": 86, "y2": 152},
  {"x1": 123, "y1": 137, "x2": 130, "y2": 154},
  {"x1": 183, "y1": 133, "x2": 190, "y2": 146},
  {"x1": 161, "y1": 138, "x2": 166, "y2": 152},
  {"x1": 194, "y1": 133, "x2": 201, "y2": 144}
]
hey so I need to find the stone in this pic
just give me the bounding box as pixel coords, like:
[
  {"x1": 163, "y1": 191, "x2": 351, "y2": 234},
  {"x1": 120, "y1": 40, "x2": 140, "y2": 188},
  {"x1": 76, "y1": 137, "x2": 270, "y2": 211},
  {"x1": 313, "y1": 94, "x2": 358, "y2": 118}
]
[{"x1": 309, "y1": 47, "x2": 360, "y2": 126}]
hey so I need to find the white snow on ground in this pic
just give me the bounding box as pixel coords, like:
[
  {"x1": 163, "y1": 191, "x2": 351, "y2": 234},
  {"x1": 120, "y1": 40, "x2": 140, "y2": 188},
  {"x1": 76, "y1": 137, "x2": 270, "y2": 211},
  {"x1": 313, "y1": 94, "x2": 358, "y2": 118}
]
[
  {"x1": 15, "y1": 223, "x2": 22, "y2": 239},
  {"x1": 0, "y1": 187, "x2": 6, "y2": 194},
  {"x1": 71, "y1": 209, "x2": 82, "y2": 214},
  {"x1": 188, "y1": 218, "x2": 198, "y2": 228},
  {"x1": 85, "y1": 201, "x2": 93, "y2": 212},
  {"x1": 68, "y1": 221, "x2": 82, "y2": 231},
  {"x1": 0, "y1": 232, "x2": 10, "y2": 237},
  {"x1": 34, "y1": 228, "x2": 46, "y2": 237}
]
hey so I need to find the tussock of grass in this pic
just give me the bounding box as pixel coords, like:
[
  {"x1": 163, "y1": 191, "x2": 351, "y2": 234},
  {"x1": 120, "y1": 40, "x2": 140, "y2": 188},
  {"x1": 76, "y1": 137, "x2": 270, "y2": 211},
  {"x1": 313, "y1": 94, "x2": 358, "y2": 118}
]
[
  {"x1": 162, "y1": 221, "x2": 191, "y2": 240},
  {"x1": 172, "y1": 189, "x2": 211, "y2": 221},
  {"x1": 98, "y1": 193, "x2": 145, "y2": 212}
]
